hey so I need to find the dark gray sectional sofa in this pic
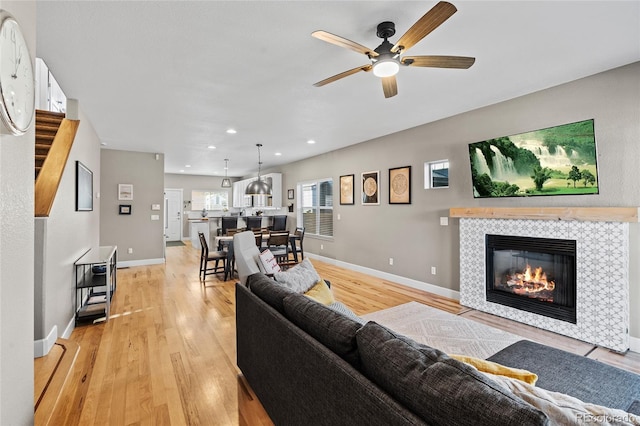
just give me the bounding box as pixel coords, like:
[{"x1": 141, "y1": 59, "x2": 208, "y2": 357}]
[{"x1": 236, "y1": 273, "x2": 640, "y2": 425}]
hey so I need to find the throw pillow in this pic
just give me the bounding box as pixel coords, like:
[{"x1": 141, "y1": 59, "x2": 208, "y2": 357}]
[
  {"x1": 258, "y1": 249, "x2": 281, "y2": 274},
  {"x1": 274, "y1": 258, "x2": 320, "y2": 293},
  {"x1": 304, "y1": 279, "x2": 335, "y2": 305},
  {"x1": 450, "y1": 354, "x2": 538, "y2": 385},
  {"x1": 355, "y1": 321, "x2": 549, "y2": 426},
  {"x1": 486, "y1": 372, "x2": 640, "y2": 426},
  {"x1": 282, "y1": 292, "x2": 362, "y2": 368}
]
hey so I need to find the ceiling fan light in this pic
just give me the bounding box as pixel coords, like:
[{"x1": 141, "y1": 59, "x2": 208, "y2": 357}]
[{"x1": 373, "y1": 58, "x2": 399, "y2": 78}]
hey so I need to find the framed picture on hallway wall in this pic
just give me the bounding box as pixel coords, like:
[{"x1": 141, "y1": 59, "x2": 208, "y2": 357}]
[
  {"x1": 339, "y1": 174, "x2": 354, "y2": 205},
  {"x1": 361, "y1": 171, "x2": 379, "y2": 205},
  {"x1": 118, "y1": 183, "x2": 133, "y2": 200},
  {"x1": 389, "y1": 166, "x2": 411, "y2": 204}
]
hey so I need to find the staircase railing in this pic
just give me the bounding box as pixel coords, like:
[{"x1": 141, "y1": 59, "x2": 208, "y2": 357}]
[{"x1": 34, "y1": 110, "x2": 80, "y2": 217}]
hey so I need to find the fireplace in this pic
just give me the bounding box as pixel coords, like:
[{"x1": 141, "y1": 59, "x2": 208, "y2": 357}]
[{"x1": 486, "y1": 234, "x2": 576, "y2": 324}]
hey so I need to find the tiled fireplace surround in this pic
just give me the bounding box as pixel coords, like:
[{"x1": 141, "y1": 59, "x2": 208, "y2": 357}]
[{"x1": 453, "y1": 208, "x2": 637, "y2": 353}]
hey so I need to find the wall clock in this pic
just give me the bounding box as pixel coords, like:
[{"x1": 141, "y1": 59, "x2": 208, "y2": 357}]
[{"x1": 0, "y1": 10, "x2": 35, "y2": 135}]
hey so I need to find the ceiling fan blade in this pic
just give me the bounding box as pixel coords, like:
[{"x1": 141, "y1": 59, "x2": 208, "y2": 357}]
[
  {"x1": 402, "y1": 55, "x2": 475, "y2": 69},
  {"x1": 313, "y1": 65, "x2": 372, "y2": 87},
  {"x1": 391, "y1": 1, "x2": 457, "y2": 53},
  {"x1": 381, "y1": 76, "x2": 398, "y2": 98},
  {"x1": 312, "y1": 30, "x2": 379, "y2": 57}
]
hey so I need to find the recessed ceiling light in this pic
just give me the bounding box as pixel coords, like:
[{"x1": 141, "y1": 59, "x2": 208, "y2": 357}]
[
  {"x1": 208, "y1": 145, "x2": 216, "y2": 149},
  {"x1": 307, "y1": 140, "x2": 316, "y2": 144},
  {"x1": 180, "y1": 170, "x2": 185, "y2": 173},
  {"x1": 275, "y1": 152, "x2": 282, "y2": 156},
  {"x1": 226, "y1": 129, "x2": 237, "y2": 134},
  {"x1": 185, "y1": 165, "x2": 191, "y2": 168},
  {"x1": 100, "y1": 142, "x2": 107, "y2": 146}
]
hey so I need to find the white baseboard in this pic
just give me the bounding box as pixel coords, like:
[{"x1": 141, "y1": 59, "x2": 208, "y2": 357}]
[
  {"x1": 62, "y1": 316, "x2": 75, "y2": 339},
  {"x1": 34, "y1": 325, "x2": 57, "y2": 358},
  {"x1": 629, "y1": 336, "x2": 640, "y2": 353},
  {"x1": 117, "y1": 258, "x2": 165, "y2": 268},
  {"x1": 306, "y1": 253, "x2": 460, "y2": 301}
]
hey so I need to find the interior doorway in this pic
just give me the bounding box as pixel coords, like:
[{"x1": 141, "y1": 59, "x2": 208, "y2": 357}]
[{"x1": 164, "y1": 188, "x2": 183, "y2": 242}]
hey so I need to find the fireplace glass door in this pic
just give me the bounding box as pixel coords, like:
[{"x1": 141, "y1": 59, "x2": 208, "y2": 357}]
[{"x1": 486, "y1": 235, "x2": 576, "y2": 323}]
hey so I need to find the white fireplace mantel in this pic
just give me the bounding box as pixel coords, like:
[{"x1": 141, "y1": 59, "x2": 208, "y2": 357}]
[{"x1": 452, "y1": 207, "x2": 634, "y2": 352}]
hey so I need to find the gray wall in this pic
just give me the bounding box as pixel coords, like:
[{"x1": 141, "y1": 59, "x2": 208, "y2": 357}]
[
  {"x1": 164, "y1": 173, "x2": 237, "y2": 238},
  {"x1": 34, "y1": 108, "x2": 101, "y2": 343},
  {"x1": 274, "y1": 62, "x2": 640, "y2": 337},
  {"x1": 100, "y1": 150, "x2": 165, "y2": 264},
  {"x1": 0, "y1": 2, "x2": 35, "y2": 423}
]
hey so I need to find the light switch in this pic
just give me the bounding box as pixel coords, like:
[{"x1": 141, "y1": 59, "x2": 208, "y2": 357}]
[
  {"x1": 151, "y1": 214, "x2": 160, "y2": 220},
  {"x1": 151, "y1": 204, "x2": 160, "y2": 211},
  {"x1": 440, "y1": 217, "x2": 449, "y2": 226}
]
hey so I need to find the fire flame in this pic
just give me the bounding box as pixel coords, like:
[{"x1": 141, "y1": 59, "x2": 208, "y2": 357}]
[{"x1": 507, "y1": 264, "x2": 555, "y2": 294}]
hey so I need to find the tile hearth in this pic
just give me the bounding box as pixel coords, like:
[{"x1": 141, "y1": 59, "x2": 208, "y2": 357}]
[{"x1": 458, "y1": 217, "x2": 629, "y2": 352}]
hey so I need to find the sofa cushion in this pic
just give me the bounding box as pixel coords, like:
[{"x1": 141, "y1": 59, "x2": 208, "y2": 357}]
[
  {"x1": 356, "y1": 321, "x2": 549, "y2": 426},
  {"x1": 282, "y1": 292, "x2": 362, "y2": 369},
  {"x1": 247, "y1": 273, "x2": 297, "y2": 314},
  {"x1": 274, "y1": 258, "x2": 320, "y2": 292}
]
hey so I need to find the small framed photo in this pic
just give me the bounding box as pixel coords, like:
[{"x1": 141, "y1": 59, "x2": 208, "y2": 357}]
[
  {"x1": 362, "y1": 171, "x2": 380, "y2": 205},
  {"x1": 287, "y1": 189, "x2": 294, "y2": 200},
  {"x1": 389, "y1": 166, "x2": 411, "y2": 204},
  {"x1": 119, "y1": 204, "x2": 132, "y2": 215},
  {"x1": 339, "y1": 174, "x2": 354, "y2": 205},
  {"x1": 118, "y1": 183, "x2": 133, "y2": 200}
]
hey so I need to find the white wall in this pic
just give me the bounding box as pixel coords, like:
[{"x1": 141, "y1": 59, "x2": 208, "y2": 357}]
[{"x1": 0, "y1": 2, "x2": 36, "y2": 423}]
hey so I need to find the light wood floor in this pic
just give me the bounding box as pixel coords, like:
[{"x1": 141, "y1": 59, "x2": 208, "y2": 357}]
[{"x1": 37, "y1": 243, "x2": 640, "y2": 425}]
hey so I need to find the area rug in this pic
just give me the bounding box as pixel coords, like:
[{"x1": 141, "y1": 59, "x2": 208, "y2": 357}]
[
  {"x1": 361, "y1": 302, "x2": 525, "y2": 359},
  {"x1": 166, "y1": 241, "x2": 186, "y2": 247}
]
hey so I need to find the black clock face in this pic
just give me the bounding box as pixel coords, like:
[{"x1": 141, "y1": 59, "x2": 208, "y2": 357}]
[{"x1": 0, "y1": 11, "x2": 35, "y2": 135}]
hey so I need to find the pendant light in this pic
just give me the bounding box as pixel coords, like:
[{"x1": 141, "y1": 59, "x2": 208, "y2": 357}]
[
  {"x1": 245, "y1": 144, "x2": 272, "y2": 195},
  {"x1": 221, "y1": 158, "x2": 232, "y2": 188}
]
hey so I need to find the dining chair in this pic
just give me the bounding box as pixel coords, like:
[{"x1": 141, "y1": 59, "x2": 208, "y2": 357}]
[
  {"x1": 245, "y1": 216, "x2": 263, "y2": 230},
  {"x1": 217, "y1": 216, "x2": 238, "y2": 236},
  {"x1": 271, "y1": 215, "x2": 287, "y2": 231},
  {"x1": 253, "y1": 232, "x2": 263, "y2": 249},
  {"x1": 198, "y1": 232, "x2": 227, "y2": 281},
  {"x1": 292, "y1": 227, "x2": 305, "y2": 261},
  {"x1": 266, "y1": 231, "x2": 290, "y2": 267},
  {"x1": 225, "y1": 227, "x2": 245, "y2": 236}
]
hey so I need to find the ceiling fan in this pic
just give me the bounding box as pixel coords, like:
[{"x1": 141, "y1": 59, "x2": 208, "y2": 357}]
[{"x1": 312, "y1": 1, "x2": 475, "y2": 98}]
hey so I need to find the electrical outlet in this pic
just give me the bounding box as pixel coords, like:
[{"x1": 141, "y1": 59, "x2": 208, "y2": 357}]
[
  {"x1": 431, "y1": 266, "x2": 437, "y2": 275},
  {"x1": 389, "y1": 258, "x2": 394, "y2": 265},
  {"x1": 128, "y1": 248, "x2": 133, "y2": 254},
  {"x1": 337, "y1": 213, "x2": 341, "y2": 220},
  {"x1": 320, "y1": 244, "x2": 324, "y2": 250}
]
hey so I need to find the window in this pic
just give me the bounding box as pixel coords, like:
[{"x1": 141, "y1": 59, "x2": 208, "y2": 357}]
[
  {"x1": 297, "y1": 178, "x2": 333, "y2": 238},
  {"x1": 424, "y1": 160, "x2": 449, "y2": 189},
  {"x1": 191, "y1": 190, "x2": 229, "y2": 210}
]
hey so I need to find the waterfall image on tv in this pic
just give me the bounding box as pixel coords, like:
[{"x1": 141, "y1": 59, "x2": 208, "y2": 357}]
[{"x1": 468, "y1": 119, "x2": 599, "y2": 198}]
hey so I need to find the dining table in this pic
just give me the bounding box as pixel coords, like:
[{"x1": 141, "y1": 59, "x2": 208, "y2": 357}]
[{"x1": 214, "y1": 232, "x2": 302, "y2": 263}]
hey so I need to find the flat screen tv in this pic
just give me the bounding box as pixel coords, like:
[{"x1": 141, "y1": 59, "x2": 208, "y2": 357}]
[{"x1": 468, "y1": 119, "x2": 599, "y2": 198}]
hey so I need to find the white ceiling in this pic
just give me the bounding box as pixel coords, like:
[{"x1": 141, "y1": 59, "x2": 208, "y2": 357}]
[{"x1": 36, "y1": 1, "x2": 640, "y2": 178}]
